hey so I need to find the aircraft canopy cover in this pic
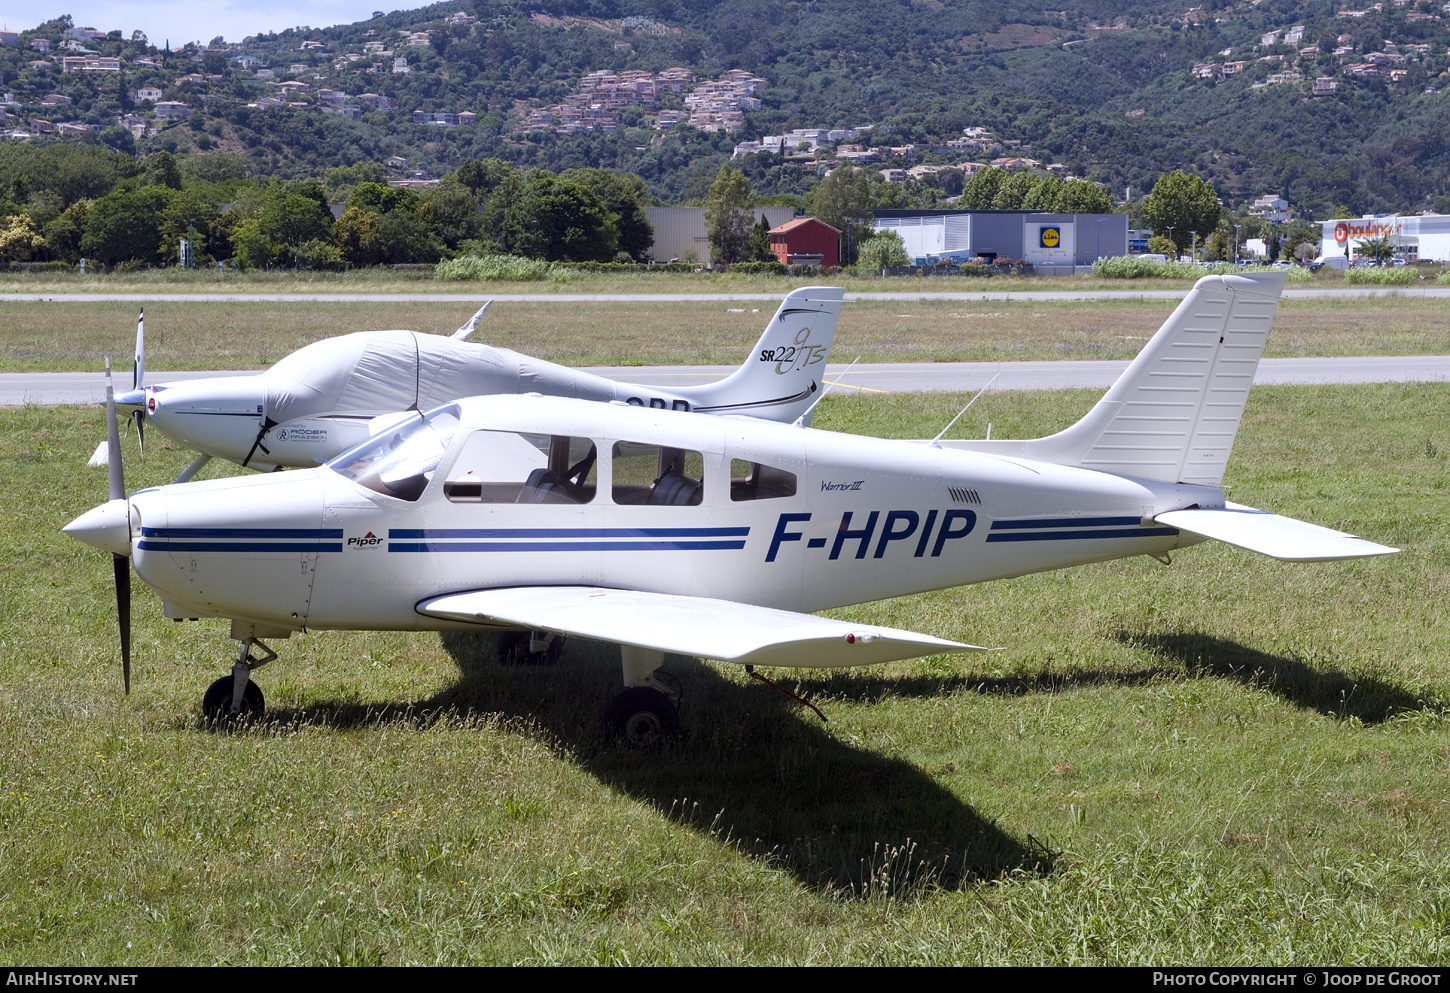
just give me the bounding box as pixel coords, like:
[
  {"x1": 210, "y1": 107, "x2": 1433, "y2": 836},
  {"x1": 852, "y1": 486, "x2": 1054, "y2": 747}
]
[{"x1": 262, "y1": 331, "x2": 620, "y2": 424}]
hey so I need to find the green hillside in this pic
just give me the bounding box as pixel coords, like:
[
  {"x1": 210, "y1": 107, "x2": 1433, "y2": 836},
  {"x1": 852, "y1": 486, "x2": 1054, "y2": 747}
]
[{"x1": 3, "y1": 0, "x2": 1450, "y2": 216}]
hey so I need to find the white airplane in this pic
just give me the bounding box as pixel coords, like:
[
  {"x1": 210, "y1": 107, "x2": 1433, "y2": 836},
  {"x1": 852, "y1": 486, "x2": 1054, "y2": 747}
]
[
  {"x1": 106, "y1": 287, "x2": 844, "y2": 480},
  {"x1": 66, "y1": 272, "x2": 1397, "y2": 744}
]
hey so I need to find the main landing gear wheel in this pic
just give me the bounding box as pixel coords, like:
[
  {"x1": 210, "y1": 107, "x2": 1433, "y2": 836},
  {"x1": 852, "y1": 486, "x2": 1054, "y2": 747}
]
[
  {"x1": 201, "y1": 675, "x2": 265, "y2": 723},
  {"x1": 602, "y1": 687, "x2": 680, "y2": 747},
  {"x1": 497, "y1": 630, "x2": 565, "y2": 666}
]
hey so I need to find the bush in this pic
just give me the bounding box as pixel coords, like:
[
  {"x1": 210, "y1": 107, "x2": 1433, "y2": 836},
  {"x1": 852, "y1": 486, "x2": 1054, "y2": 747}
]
[
  {"x1": 1436, "y1": 270, "x2": 1450, "y2": 286},
  {"x1": 1092, "y1": 256, "x2": 1206, "y2": 279},
  {"x1": 435, "y1": 254, "x2": 555, "y2": 281},
  {"x1": 293, "y1": 239, "x2": 346, "y2": 272},
  {"x1": 856, "y1": 231, "x2": 911, "y2": 270},
  {"x1": 728, "y1": 260, "x2": 788, "y2": 276},
  {"x1": 1345, "y1": 266, "x2": 1417, "y2": 286},
  {"x1": 959, "y1": 262, "x2": 990, "y2": 277}
]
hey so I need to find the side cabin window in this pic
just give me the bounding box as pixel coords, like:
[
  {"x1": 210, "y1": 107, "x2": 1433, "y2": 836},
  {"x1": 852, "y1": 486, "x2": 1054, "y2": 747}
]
[
  {"x1": 612, "y1": 442, "x2": 704, "y2": 506},
  {"x1": 730, "y1": 459, "x2": 797, "y2": 502},
  {"x1": 444, "y1": 431, "x2": 597, "y2": 505}
]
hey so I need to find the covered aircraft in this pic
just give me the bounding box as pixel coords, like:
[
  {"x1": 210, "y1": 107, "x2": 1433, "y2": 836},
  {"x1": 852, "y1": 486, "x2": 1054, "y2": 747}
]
[{"x1": 109, "y1": 287, "x2": 843, "y2": 476}]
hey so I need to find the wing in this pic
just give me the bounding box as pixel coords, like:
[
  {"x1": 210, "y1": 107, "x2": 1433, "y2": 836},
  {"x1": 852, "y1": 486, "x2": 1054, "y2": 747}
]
[
  {"x1": 416, "y1": 586, "x2": 989, "y2": 668},
  {"x1": 1154, "y1": 502, "x2": 1398, "y2": 562}
]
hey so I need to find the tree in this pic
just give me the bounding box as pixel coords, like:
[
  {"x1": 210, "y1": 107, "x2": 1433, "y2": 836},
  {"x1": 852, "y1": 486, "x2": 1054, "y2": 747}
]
[
  {"x1": 1142, "y1": 171, "x2": 1222, "y2": 253},
  {"x1": 958, "y1": 167, "x2": 1005, "y2": 210},
  {"x1": 1355, "y1": 235, "x2": 1394, "y2": 262},
  {"x1": 990, "y1": 170, "x2": 1036, "y2": 210},
  {"x1": 704, "y1": 165, "x2": 753, "y2": 265},
  {"x1": 81, "y1": 185, "x2": 178, "y2": 266},
  {"x1": 855, "y1": 230, "x2": 910, "y2": 270},
  {"x1": 231, "y1": 190, "x2": 335, "y2": 269},
  {"x1": 1055, "y1": 179, "x2": 1113, "y2": 214},
  {"x1": 42, "y1": 200, "x2": 90, "y2": 263},
  {"x1": 807, "y1": 165, "x2": 873, "y2": 264},
  {"x1": 502, "y1": 174, "x2": 617, "y2": 263},
  {"x1": 140, "y1": 151, "x2": 183, "y2": 191},
  {"x1": 333, "y1": 206, "x2": 383, "y2": 267},
  {"x1": 559, "y1": 168, "x2": 655, "y2": 261},
  {"x1": 1021, "y1": 176, "x2": 1064, "y2": 211},
  {"x1": 0, "y1": 215, "x2": 45, "y2": 265},
  {"x1": 347, "y1": 182, "x2": 419, "y2": 215},
  {"x1": 749, "y1": 213, "x2": 774, "y2": 263}
]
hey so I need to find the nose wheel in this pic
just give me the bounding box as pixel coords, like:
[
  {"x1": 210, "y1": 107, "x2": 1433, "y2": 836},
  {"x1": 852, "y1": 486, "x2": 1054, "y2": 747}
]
[
  {"x1": 201, "y1": 636, "x2": 276, "y2": 723},
  {"x1": 202, "y1": 675, "x2": 264, "y2": 722}
]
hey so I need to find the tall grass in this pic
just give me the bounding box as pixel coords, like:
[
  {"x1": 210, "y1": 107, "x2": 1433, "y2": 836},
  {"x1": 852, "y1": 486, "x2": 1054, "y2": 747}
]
[
  {"x1": 1345, "y1": 266, "x2": 1418, "y2": 286},
  {"x1": 434, "y1": 254, "x2": 559, "y2": 282}
]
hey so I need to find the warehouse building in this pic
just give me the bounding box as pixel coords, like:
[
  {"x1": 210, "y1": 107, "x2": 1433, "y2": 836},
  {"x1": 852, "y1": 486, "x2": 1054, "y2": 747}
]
[
  {"x1": 871, "y1": 209, "x2": 1128, "y2": 271},
  {"x1": 645, "y1": 206, "x2": 795, "y2": 264},
  {"x1": 1317, "y1": 214, "x2": 1450, "y2": 262}
]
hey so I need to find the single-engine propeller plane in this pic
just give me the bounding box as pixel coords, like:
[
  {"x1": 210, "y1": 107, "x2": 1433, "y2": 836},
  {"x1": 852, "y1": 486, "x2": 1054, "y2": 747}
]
[
  {"x1": 108, "y1": 287, "x2": 844, "y2": 481},
  {"x1": 65, "y1": 273, "x2": 1397, "y2": 744}
]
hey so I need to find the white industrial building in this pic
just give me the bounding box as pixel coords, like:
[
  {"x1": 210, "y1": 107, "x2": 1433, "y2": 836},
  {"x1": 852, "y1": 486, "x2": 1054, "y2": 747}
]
[
  {"x1": 872, "y1": 209, "x2": 1127, "y2": 269},
  {"x1": 1318, "y1": 214, "x2": 1450, "y2": 262}
]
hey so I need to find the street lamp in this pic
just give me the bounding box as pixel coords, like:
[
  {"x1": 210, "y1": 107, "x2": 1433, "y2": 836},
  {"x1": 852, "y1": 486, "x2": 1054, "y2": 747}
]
[
  {"x1": 1166, "y1": 226, "x2": 1176, "y2": 260},
  {"x1": 1233, "y1": 224, "x2": 1242, "y2": 263},
  {"x1": 1096, "y1": 217, "x2": 1105, "y2": 261}
]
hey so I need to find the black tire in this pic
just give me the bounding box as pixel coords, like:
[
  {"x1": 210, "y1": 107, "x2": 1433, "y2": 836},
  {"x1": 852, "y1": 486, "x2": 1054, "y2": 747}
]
[
  {"x1": 201, "y1": 674, "x2": 265, "y2": 723},
  {"x1": 497, "y1": 631, "x2": 564, "y2": 666},
  {"x1": 602, "y1": 687, "x2": 680, "y2": 747}
]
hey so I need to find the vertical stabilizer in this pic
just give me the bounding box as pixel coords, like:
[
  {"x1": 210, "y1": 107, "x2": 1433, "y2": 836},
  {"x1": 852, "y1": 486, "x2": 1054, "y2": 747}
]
[
  {"x1": 660, "y1": 286, "x2": 844, "y2": 423},
  {"x1": 941, "y1": 272, "x2": 1286, "y2": 486}
]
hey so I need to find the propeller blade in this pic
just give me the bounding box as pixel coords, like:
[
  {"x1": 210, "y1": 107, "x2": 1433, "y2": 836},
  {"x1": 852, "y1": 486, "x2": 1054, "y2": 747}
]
[
  {"x1": 105, "y1": 360, "x2": 124, "y2": 502},
  {"x1": 104, "y1": 360, "x2": 131, "y2": 693},
  {"x1": 113, "y1": 551, "x2": 131, "y2": 694},
  {"x1": 133, "y1": 310, "x2": 145, "y2": 392},
  {"x1": 132, "y1": 408, "x2": 145, "y2": 457}
]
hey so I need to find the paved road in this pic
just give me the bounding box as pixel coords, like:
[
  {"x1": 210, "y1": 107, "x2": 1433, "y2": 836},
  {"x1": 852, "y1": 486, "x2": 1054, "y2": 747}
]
[
  {"x1": 7, "y1": 355, "x2": 1447, "y2": 407},
  {"x1": 4, "y1": 287, "x2": 1450, "y2": 303}
]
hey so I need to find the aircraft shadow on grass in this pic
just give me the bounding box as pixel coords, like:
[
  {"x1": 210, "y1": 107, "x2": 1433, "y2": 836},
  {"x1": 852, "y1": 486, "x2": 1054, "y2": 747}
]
[
  {"x1": 255, "y1": 632, "x2": 1056, "y2": 898},
  {"x1": 785, "y1": 632, "x2": 1432, "y2": 725},
  {"x1": 1112, "y1": 630, "x2": 1431, "y2": 724}
]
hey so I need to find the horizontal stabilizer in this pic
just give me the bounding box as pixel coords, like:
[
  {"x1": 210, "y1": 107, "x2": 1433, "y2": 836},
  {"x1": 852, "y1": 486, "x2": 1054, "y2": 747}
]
[
  {"x1": 417, "y1": 586, "x2": 988, "y2": 668},
  {"x1": 88, "y1": 440, "x2": 109, "y2": 467},
  {"x1": 1154, "y1": 502, "x2": 1398, "y2": 562}
]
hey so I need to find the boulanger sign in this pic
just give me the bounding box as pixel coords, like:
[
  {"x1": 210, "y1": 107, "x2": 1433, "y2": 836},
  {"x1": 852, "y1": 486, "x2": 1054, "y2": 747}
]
[{"x1": 1331, "y1": 219, "x2": 1396, "y2": 244}]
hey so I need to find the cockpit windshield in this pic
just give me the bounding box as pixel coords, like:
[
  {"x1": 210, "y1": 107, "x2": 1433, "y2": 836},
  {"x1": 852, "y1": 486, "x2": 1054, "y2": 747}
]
[{"x1": 326, "y1": 404, "x2": 461, "y2": 501}]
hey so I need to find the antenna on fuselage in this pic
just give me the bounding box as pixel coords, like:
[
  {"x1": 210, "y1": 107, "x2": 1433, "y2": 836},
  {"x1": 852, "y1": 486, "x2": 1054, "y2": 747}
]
[
  {"x1": 929, "y1": 372, "x2": 1000, "y2": 448},
  {"x1": 451, "y1": 301, "x2": 492, "y2": 340},
  {"x1": 791, "y1": 357, "x2": 859, "y2": 428}
]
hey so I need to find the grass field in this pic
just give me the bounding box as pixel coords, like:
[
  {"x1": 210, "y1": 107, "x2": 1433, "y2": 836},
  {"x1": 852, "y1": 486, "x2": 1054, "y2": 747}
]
[
  {"x1": 3, "y1": 295, "x2": 1450, "y2": 373},
  {"x1": 1, "y1": 383, "x2": 1446, "y2": 965}
]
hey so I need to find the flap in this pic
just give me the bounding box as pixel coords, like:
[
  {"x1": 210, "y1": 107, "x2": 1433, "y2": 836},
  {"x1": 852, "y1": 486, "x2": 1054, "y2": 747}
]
[
  {"x1": 1155, "y1": 502, "x2": 1398, "y2": 562},
  {"x1": 416, "y1": 586, "x2": 988, "y2": 668}
]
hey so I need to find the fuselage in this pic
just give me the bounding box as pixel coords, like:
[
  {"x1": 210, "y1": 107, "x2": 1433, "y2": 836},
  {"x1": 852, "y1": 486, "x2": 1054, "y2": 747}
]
[{"x1": 120, "y1": 394, "x2": 1216, "y2": 635}]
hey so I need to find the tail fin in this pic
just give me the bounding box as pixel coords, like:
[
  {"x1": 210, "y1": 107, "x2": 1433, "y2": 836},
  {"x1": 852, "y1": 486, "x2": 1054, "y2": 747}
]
[
  {"x1": 663, "y1": 286, "x2": 845, "y2": 423},
  {"x1": 942, "y1": 272, "x2": 1286, "y2": 486}
]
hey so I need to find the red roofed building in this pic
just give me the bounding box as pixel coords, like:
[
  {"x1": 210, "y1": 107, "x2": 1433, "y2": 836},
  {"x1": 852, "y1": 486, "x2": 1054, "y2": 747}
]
[{"x1": 768, "y1": 216, "x2": 841, "y2": 266}]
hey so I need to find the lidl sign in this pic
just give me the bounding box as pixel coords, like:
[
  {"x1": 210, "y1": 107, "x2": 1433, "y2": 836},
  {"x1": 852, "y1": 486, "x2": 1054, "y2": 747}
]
[{"x1": 1040, "y1": 226, "x2": 1061, "y2": 248}]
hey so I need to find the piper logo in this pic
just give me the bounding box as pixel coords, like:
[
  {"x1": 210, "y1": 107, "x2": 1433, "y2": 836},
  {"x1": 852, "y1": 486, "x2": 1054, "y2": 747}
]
[{"x1": 347, "y1": 532, "x2": 384, "y2": 547}]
